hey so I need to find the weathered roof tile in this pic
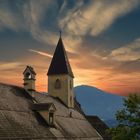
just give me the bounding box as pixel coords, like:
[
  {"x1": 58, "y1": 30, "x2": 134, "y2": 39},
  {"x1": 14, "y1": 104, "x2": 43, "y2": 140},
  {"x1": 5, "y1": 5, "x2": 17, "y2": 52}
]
[{"x1": 0, "y1": 83, "x2": 103, "y2": 140}]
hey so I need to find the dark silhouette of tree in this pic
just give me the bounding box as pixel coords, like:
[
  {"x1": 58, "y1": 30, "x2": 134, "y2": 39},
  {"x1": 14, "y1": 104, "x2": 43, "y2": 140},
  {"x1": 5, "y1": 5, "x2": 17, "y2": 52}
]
[{"x1": 108, "y1": 94, "x2": 140, "y2": 140}]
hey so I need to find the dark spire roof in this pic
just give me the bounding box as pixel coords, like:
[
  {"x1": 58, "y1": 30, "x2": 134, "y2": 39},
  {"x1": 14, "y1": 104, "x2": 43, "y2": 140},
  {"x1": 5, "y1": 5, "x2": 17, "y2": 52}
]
[
  {"x1": 23, "y1": 66, "x2": 36, "y2": 75},
  {"x1": 47, "y1": 37, "x2": 74, "y2": 78}
]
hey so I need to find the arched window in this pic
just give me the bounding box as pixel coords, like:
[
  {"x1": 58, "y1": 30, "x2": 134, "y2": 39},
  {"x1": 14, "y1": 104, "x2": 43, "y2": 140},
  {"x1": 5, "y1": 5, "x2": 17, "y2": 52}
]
[
  {"x1": 55, "y1": 79, "x2": 61, "y2": 89},
  {"x1": 25, "y1": 72, "x2": 32, "y2": 79}
]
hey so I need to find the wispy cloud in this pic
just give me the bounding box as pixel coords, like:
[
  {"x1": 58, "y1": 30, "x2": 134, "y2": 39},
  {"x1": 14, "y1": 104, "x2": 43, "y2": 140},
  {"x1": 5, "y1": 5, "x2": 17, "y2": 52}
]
[
  {"x1": 29, "y1": 49, "x2": 52, "y2": 58},
  {"x1": 0, "y1": 0, "x2": 140, "y2": 95},
  {"x1": 22, "y1": 0, "x2": 61, "y2": 46},
  {"x1": 59, "y1": 0, "x2": 140, "y2": 36},
  {"x1": 0, "y1": 62, "x2": 22, "y2": 70},
  {"x1": 0, "y1": 0, "x2": 59, "y2": 45},
  {"x1": 1, "y1": 0, "x2": 139, "y2": 47},
  {"x1": 108, "y1": 38, "x2": 140, "y2": 61},
  {"x1": 0, "y1": 1, "x2": 26, "y2": 31}
]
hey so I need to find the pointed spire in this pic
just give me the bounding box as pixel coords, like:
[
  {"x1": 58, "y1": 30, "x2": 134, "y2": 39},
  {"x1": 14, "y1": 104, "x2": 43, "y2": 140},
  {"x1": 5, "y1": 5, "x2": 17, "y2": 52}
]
[{"x1": 47, "y1": 35, "x2": 74, "y2": 78}]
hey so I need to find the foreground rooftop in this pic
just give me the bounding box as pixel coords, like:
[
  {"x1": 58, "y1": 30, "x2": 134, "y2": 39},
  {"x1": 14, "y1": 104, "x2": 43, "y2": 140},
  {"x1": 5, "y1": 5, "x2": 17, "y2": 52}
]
[{"x1": 0, "y1": 83, "x2": 102, "y2": 140}]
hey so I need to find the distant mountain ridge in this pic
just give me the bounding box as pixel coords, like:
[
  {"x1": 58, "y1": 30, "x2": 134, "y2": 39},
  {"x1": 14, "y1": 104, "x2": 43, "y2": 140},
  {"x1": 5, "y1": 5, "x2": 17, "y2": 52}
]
[{"x1": 74, "y1": 85, "x2": 125, "y2": 127}]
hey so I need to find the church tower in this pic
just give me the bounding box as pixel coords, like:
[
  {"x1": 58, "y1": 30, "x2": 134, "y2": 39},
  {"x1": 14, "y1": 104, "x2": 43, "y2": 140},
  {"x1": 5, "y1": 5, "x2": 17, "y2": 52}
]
[{"x1": 47, "y1": 35, "x2": 74, "y2": 108}]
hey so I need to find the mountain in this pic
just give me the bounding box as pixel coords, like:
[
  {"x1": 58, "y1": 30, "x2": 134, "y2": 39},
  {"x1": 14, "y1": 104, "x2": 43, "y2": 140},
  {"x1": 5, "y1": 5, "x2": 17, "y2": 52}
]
[{"x1": 74, "y1": 85, "x2": 125, "y2": 127}]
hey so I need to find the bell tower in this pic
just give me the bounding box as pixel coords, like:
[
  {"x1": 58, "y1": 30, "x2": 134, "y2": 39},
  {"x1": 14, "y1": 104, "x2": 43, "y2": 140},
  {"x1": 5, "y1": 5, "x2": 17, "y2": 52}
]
[
  {"x1": 47, "y1": 35, "x2": 74, "y2": 108},
  {"x1": 23, "y1": 66, "x2": 36, "y2": 96}
]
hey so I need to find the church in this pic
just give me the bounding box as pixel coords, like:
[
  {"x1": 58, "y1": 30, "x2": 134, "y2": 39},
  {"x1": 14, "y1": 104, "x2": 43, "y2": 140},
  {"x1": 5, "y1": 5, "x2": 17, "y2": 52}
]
[{"x1": 0, "y1": 35, "x2": 110, "y2": 139}]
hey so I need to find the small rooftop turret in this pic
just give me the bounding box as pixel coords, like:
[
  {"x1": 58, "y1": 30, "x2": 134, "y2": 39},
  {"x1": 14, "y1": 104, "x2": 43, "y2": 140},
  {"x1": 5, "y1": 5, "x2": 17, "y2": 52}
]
[{"x1": 23, "y1": 66, "x2": 36, "y2": 97}]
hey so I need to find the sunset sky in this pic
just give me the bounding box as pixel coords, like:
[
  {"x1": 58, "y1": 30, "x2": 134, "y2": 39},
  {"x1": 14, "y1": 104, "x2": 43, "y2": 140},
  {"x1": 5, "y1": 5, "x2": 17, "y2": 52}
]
[{"x1": 0, "y1": 0, "x2": 140, "y2": 96}]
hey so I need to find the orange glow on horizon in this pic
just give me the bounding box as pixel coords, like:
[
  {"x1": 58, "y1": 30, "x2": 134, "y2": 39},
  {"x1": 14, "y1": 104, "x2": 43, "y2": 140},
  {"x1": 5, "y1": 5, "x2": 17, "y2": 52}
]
[
  {"x1": 0, "y1": 66, "x2": 139, "y2": 97},
  {"x1": 0, "y1": 43, "x2": 140, "y2": 97}
]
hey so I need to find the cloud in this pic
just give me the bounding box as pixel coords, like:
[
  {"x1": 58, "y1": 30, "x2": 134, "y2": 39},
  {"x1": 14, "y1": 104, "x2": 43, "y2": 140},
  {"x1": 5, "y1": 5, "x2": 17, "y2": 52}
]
[
  {"x1": 23, "y1": 0, "x2": 82, "y2": 51},
  {"x1": 100, "y1": 38, "x2": 140, "y2": 75},
  {"x1": 112, "y1": 59, "x2": 140, "y2": 74},
  {"x1": 108, "y1": 38, "x2": 140, "y2": 61},
  {"x1": 0, "y1": 62, "x2": 22, "y2": 71},
  {"x1": 0, "y1": 61, "x2": 24, "y2": 86},
  {"x1": 0, "y1": 0, "x2": 27, "y2": 31},
  {"x1": 59, "y1": 0, "x2": 140, "y2": 36},
  {"x1": 29, "y1": 49, "x2": 52, "y2": 58},
  {"x1": 1, "y1": 0, "x2": 139, "y2": 48},
  {"x1": 0, "y1": 0, "x2": 139, "y2": 53},
  {"x1": 22, "y1": 0, "x2": 58, "y2": 44},
  {"x1": 0, "y1": 0, "x2": 59, "y2": 46}
]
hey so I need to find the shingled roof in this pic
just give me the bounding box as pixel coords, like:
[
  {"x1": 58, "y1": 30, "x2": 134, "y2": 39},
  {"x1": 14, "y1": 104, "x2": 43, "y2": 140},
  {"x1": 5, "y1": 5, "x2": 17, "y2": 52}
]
[
  {"x1": 47, "y1": 37, "x2": 74, "y2": 78},
  {"x1": 86, "y1": 116, "x2": 112, "y2": 140},
  {"x1": 0, "y1": 83, "x2": 103, "y2": 140},
  {"x1": 32, "y1": 103, "x2": 56, "y2": 111}
]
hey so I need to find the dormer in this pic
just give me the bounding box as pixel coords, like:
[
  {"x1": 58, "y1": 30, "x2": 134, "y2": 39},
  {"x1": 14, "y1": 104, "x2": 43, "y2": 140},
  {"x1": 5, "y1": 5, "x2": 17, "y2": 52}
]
[{"x1": 32, "y1": 103, "x2": 56, "y2": 126}]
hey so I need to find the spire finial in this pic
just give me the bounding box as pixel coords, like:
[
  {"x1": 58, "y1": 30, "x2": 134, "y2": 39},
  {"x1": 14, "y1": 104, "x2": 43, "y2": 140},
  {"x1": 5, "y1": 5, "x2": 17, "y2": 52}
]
[{"x1": 59, "y1": 30, "x2": 62, "y2": 38}]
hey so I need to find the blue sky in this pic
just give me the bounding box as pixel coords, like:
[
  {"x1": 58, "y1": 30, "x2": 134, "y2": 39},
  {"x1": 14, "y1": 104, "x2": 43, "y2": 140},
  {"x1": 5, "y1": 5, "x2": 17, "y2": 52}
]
[{"x1": 0, "y1": 0, "x2": 140, "y2": 95}]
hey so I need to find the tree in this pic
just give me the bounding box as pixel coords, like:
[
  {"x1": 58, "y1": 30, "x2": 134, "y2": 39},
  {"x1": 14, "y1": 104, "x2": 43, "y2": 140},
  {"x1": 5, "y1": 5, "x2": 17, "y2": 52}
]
[{"x1": 108, "y1": 94, "x2": 140, "y2": 140}]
